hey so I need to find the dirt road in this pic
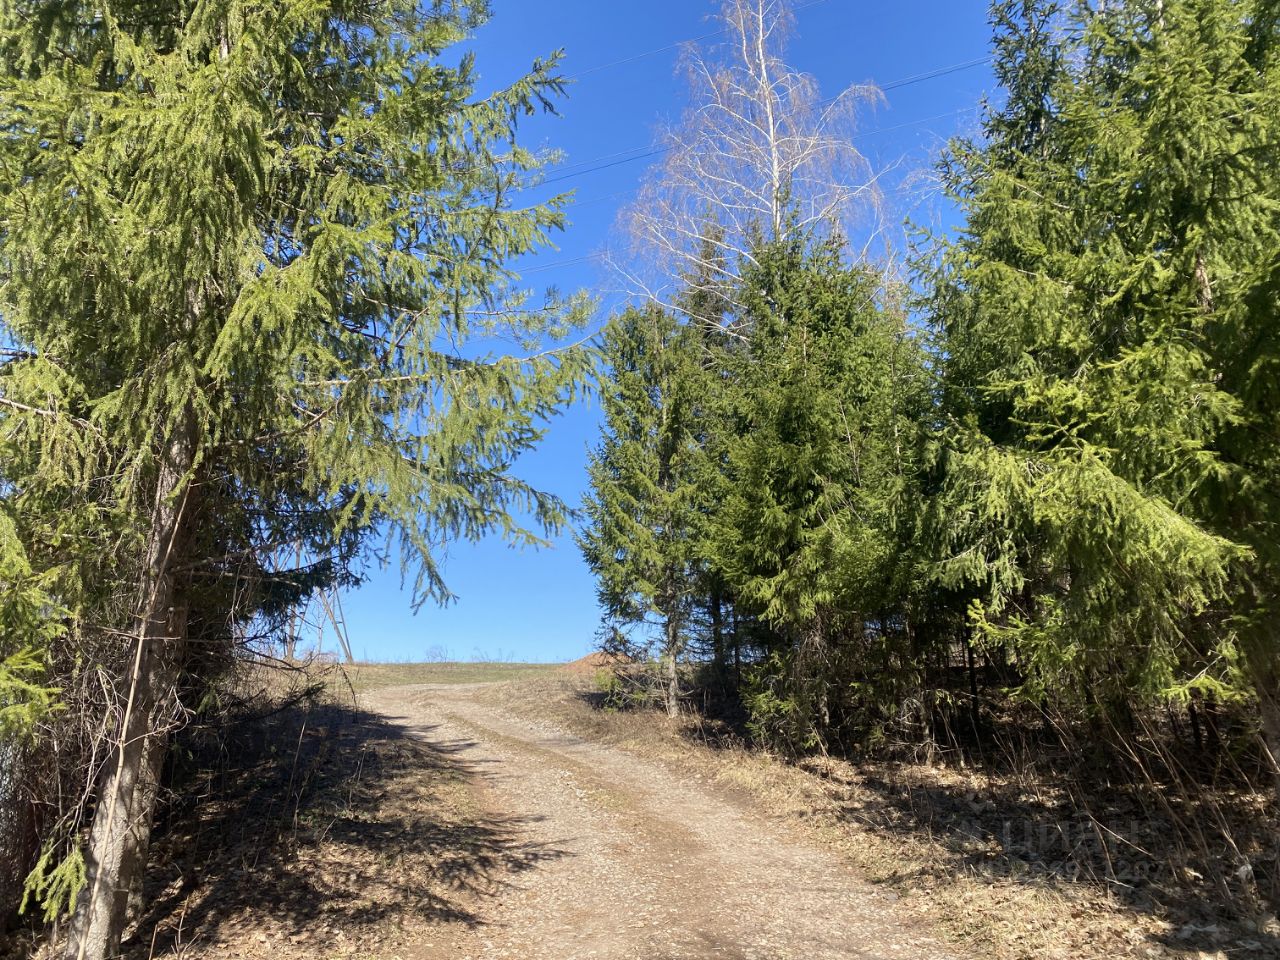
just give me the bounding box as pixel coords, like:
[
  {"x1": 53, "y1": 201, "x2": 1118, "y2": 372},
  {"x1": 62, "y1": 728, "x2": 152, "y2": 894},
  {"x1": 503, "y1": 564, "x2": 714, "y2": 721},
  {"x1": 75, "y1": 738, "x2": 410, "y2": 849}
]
[{"x1": 364, "y1": 683, "x2": 960, "y2": 960}]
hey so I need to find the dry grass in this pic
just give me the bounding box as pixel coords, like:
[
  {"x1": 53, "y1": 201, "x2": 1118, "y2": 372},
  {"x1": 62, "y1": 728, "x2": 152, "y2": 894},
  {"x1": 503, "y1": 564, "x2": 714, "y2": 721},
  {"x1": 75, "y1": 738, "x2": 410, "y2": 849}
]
[
  {"x1": 17, "y1": 661, "x2": 1274, "y2": 959},
  {"x1": 6, "y1": 661, "x2": 560, "y2": 960},
  {"x1": 475, "y1": 674, "x2": 1280, "y2": 960},
  {"x1": 110, "y1": 666, "x2": 561, "y2": 959},
  {"x1": 335, "y1": 660, "x2": 559, "y2": 693}
]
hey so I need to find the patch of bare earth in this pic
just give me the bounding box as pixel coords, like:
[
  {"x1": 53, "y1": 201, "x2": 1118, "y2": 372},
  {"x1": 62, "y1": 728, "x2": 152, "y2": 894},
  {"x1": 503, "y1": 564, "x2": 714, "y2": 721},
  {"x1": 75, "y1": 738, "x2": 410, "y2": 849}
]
[
  {"x1": 118, "y1": 674, "x2": 955, "y2": 959},
  {"x1": 475, "y1": 676, "x2": 1280, "y2": 960},
  {"x1": 119, "y1": 671, "x2": 1277, "y2": 960},
  {"x1": 365, "y1": 682, "x2": 955, "y2": 960},
  {"x1": 118, "y1": 698, "x2": 564, "y2": 960},
  {"x1": 558, "y1": 652, "x2": 636, "y2": 675}
]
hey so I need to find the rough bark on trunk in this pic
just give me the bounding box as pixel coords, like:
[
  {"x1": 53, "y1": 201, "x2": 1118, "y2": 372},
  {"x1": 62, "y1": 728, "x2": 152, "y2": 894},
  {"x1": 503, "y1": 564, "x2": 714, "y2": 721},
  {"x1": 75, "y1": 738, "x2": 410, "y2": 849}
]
[
  {"x1": 65, "y1": 425, "x2": 195, "y2": 960},
  {"x1": 664, "y1": 614, "x2": 681, "y2": 720},
  {"x1": 1260, "y1": 695, "x2": 1280, "y2": 787},
  {"x1": 802, "y1": 618, "x2": 830, "y2": 730},
  {"x1": 964, "y1": 639, "x2": 982, "y2": 739}
]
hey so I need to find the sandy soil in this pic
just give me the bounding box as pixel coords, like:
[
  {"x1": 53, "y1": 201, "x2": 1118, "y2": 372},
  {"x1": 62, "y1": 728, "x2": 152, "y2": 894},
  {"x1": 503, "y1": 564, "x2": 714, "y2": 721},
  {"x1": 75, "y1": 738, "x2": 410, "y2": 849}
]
[{"x1": 364, "y1": 682, "x2": 961, "y2": 960}]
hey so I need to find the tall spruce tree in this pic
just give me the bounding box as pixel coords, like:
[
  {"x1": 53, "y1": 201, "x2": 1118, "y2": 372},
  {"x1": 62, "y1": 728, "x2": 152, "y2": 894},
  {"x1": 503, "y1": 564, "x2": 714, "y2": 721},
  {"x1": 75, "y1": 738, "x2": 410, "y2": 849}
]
[
  {"x1": 0, "y1": 0, "x2": 587, "y2": 955},
  {"x1": 579, "y1": 306, "x2": 714, "y2": 716},
  {"x1": 925, "y1": 0, "x2": 1280, "y2": 769},
  {"x1": 719, "y1": 234, "x2": 928, "y2": 750}
]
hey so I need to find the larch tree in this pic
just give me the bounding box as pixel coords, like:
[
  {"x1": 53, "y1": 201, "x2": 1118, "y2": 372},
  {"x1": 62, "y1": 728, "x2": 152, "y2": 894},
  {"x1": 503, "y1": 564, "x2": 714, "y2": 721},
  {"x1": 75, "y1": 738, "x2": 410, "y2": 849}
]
[{"x1": 0, "y1": 0, "x2": 589, "y2": 956}]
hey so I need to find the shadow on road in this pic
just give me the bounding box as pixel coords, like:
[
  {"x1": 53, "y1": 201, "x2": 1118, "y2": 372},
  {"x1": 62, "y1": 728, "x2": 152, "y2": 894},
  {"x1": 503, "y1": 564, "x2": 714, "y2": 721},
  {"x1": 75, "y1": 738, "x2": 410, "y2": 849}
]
[
  {"x1": 571, "y1": 678, "x2": 1280, "y2": 957},
  {"x1": 131, "y1": 697, "x2": 566, "y2": 957}
]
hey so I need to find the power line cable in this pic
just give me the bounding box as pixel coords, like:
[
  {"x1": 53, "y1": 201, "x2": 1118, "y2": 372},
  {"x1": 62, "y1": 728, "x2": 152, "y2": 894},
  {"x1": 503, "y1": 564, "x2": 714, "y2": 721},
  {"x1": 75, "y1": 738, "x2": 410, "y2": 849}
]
[
  {"x1": 557, "y1": 105, "x2": 976, "y2": 214},
  {"x1": 547, "y1": 145, "x2": 667, "y2": 178},
  {"x1": 564, "y1": 27, "x2": 726, "y2": 82},
  {"x1": 541, "y1": 55, "x2": 992, "y2": 187},
  {"x1": 522, "y1": 254, "x2": 601, "y2": 275},
  {"x1": 543, "y1": 148, "x2": 666, "y2": 186},
  {"x1": 880, "y1": 55, "x2": 993, "y2": 91},
  {"x1": 523, "y1": 104, "x2": 979, "y2": 276}
]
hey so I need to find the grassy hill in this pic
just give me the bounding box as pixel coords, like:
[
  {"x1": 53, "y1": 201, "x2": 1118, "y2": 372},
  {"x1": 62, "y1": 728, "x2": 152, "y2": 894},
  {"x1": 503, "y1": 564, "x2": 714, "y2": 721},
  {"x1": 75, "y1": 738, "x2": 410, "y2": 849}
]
[{"x1": 337, "y1": 660, "x2": 561, "y2": 692}]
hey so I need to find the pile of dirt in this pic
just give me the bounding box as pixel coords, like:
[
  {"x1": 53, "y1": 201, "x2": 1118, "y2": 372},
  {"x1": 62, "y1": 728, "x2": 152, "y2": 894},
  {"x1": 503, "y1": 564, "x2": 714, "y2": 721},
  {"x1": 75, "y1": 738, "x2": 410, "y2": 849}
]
[{"x1": 559, "y1": 651, "x2": 635, "y2": 674}]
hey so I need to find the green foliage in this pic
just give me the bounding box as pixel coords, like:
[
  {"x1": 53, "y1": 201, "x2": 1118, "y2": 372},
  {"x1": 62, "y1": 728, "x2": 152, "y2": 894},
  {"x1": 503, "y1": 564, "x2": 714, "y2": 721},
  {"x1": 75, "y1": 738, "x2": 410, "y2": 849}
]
[
  {"x1": 742, "y1": 653, "x2": 817, "y2": 753},
  {"x1": 0, "y1": 648, "x2": 58, "y2": 739},
  {"x1": 719, "y1": 236, "x2": 925, "y2": 636},
  {"x1": 0, "y1": 511, "x2": 62, "y2": 738},
  {"x1": 711, "y1": 235, "x2": 929, "y2": 747},
  {"x1": 585, "y1": 1, "x2": 1280, "y2": 774},
  {"x1": 579, "y1": 306, "x2": 716, "y2": 661},
  {"x1": 593, "y1": 667, "x2": 625, "y2": 705},
  {"x1": 923, "y1": 0, "x2": 1280, "y2": 720},
  {"x1": 0, "y1": 0, "x2": 591, "y2": 615},
  {"x1": 591, "y1": 664, "x2": 661, "y2": 711},
  {"x1": 20, "y1": 844, "x2": 85, "y2": 924},
  {"x1": 581, "y1": 225, "x2": 932, "y2": 746},
  {"x1": 0, "y1": 0, "x2": 590, "y2": 922}
]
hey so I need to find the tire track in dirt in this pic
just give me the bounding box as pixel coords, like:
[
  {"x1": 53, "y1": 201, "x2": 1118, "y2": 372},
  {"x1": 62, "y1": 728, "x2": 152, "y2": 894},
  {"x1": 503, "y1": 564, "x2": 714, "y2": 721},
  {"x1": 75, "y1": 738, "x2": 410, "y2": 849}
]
[{"x1": 364, "y1": 683, "x2": 961, "y2": 960}]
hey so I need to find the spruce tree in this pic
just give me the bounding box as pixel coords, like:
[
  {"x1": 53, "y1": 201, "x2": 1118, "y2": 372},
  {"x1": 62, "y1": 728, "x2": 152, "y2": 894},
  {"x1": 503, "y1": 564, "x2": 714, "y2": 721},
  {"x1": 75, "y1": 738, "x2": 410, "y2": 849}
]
[
  {"x1": 719, "y1": 234, "x2": 928, "y2": 750},
  {"x1": 579, "y1": 306, "x2": 713, "y2": 716},
  {"x1": 924, "y1": 0, "x2": 1280, "y2": 767},
  {"x1": 0, "y1": 0, "x2": 587, "y2": 954}
]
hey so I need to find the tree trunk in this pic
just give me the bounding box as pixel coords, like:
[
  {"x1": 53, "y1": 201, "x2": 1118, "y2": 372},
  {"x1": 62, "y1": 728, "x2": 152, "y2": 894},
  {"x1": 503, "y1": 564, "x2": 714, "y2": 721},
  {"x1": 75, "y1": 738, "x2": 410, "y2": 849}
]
[
  {"x1": 664, "y1": 614, "x2": 681, "y2": 720},
  {"x1": 964, "y1": 638, "x2": 982, "y2": 742},
  {"x1": 710, "y1": 589, "x2": 725, "y2": 678},
  {"x1": 1249, "y1": 644, "x2": 1280, "y2": 791},
  {"x1": 665, "y1": 653, "x2": 680, "y2": 719},
  {"x1": 787, "y1": 618, "x2": 830, "y2": 753},
  {"x1": 65, "y1": 425, "x2": 195, "y2": 960},
  {"x1": 1188, "y1": 696, "x2": 1205, "y2": 754},
  {"x1": 732, "y1": 610, "x2": 741, "y2": 687},
  {"x1": 1260, "y1": 694, "x2": 1280, "y2": 791}
]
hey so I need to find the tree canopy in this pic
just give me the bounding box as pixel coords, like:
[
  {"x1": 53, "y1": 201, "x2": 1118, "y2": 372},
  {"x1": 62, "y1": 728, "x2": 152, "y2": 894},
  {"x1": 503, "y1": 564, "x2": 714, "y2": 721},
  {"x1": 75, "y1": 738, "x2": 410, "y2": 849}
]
[{"x1": 0, "y1": 0, "x2": 588, "y2": 953}]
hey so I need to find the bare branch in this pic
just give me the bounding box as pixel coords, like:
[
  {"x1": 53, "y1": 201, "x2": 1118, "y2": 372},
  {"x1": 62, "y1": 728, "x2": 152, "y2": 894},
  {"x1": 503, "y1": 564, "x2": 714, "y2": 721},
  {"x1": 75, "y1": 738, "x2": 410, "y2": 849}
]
[{"x1": 614, "y1": 0, "x2": 885, "y2": 311}]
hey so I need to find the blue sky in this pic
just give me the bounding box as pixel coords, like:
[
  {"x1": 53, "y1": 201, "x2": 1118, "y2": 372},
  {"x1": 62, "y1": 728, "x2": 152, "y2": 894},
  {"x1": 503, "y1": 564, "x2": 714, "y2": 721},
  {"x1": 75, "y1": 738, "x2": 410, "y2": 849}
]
[{"x1": 335, "y1": 0, "x2": 997, "y2": 663}]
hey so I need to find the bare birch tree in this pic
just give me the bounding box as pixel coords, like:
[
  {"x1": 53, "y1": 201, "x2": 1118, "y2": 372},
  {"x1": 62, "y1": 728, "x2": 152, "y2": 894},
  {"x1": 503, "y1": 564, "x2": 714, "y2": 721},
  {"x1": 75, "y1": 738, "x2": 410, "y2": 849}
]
[{"x1": 614, "y1": 0, "x2": 885, "y2": 310}]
